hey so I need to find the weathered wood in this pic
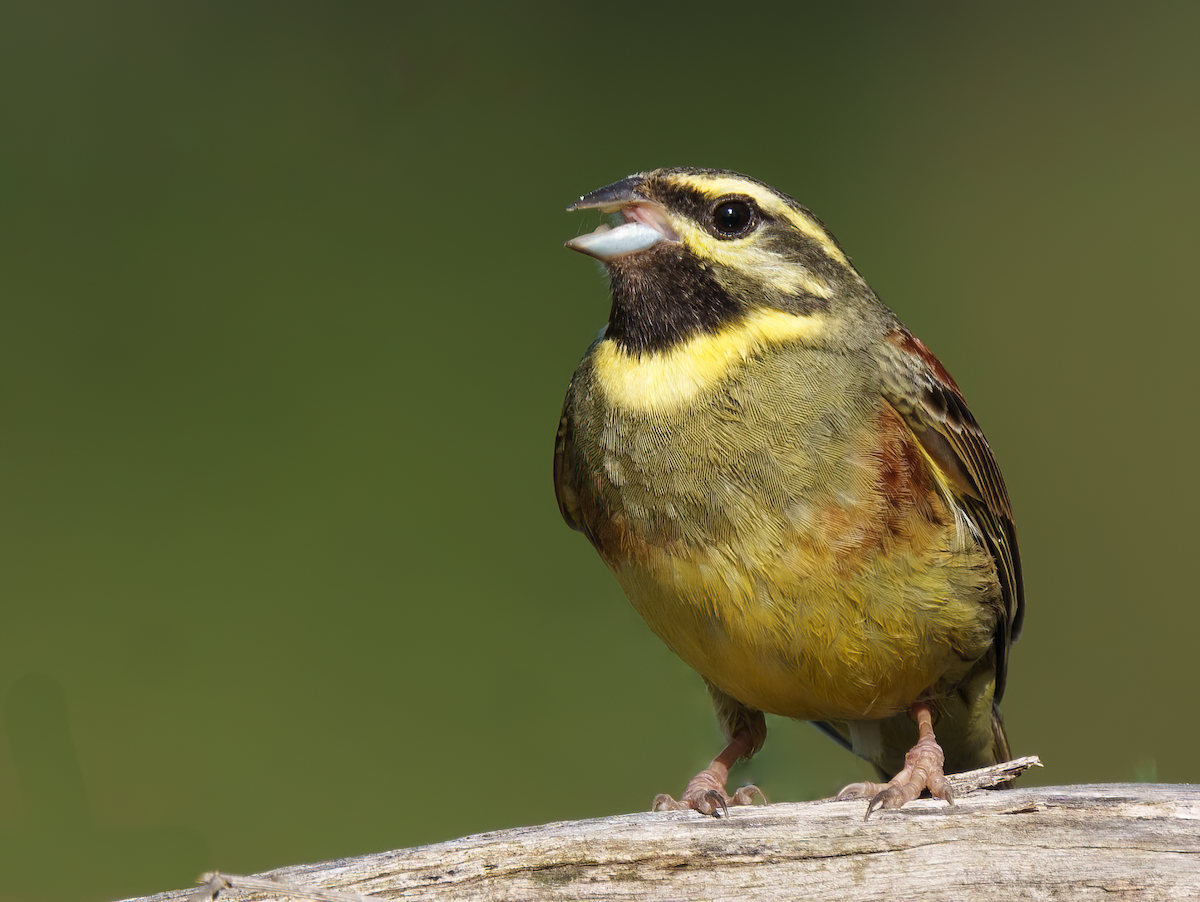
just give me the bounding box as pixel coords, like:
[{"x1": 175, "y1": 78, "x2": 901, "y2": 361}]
[{"x1": 128, "y1": 775, "x2": 1199, "y2": 902}]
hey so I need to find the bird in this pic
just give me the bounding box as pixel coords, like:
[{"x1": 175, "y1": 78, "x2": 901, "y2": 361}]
[{"x1": 553, "y1": 168, "x2": 1023, "y2": 818}]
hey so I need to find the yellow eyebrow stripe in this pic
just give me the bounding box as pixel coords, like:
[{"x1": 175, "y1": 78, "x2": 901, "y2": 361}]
[
  {"x1": 592, "y1": 308, "x2": 825, "y2": 412},
  {"x1": 669, "y1": 172, "x2": 850, "y2": 269}
]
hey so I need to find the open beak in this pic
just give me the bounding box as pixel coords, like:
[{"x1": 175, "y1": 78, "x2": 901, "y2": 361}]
[{"x1": 566, "y1": 175, "x2": 679, "y2": 262}]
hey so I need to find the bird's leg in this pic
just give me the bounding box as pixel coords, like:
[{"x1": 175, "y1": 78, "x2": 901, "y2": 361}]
[
  {"x1": 837, "y1": 699, "x2": 954, "y2": 819},
  {"x1": 652, "y1": 729, "x2": 764, "y2": 816}
]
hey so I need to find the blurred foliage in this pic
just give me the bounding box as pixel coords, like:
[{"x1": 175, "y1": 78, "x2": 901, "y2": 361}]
[{"x1": 0, "y1": 2, "x2": 1197, "y2": 899}]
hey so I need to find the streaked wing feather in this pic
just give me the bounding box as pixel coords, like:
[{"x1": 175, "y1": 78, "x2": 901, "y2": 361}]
[{"x1": 880, "y1": 326, "x2": 1024, "y2": 701}]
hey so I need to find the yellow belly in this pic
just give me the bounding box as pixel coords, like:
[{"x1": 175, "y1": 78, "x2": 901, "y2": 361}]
[{"x1": 612, "y1": 536, "x2": 995, "y2": 722}]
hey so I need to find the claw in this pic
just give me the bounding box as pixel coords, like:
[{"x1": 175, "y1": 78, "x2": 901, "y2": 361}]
[{"x1": 706, "y1": 789, "x2": 728, "y2": 818}]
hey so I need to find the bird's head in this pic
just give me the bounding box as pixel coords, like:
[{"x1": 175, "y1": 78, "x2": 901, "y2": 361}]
[{"x1": 566, "y1": 168, "x2": 870, "y2": 356}]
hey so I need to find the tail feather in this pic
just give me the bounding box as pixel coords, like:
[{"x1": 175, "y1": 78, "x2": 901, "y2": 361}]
[
  {"x1": 992, "y1": 704, "x2": 1012, "y2": 762},
  {"x1": 990, "y1": 704, "x2": 1015, "y2": 789}
]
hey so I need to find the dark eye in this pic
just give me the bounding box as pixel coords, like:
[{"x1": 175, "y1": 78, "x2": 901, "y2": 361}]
[{"x1": 711, "y1": 198, "x2": 756, "y2": 238}]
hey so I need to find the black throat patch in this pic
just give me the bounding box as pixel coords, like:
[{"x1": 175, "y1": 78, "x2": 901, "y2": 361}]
[{"x1": 604, "y1": 244, "x2": 744, "y2": 355}]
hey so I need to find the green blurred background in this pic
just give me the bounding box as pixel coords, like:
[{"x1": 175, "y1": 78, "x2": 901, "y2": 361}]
[{"x1": 1, "y1": 2, "x2": 1196, "y2": 899}]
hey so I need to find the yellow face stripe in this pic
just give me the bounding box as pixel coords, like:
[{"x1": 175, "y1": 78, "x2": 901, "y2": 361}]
[
  {"x1": 675, "y1": 225, "x2": 835, "y2": 299},
  {"x1": 592, "y1": 307, "x2": 824, "y2": 412},
  {"x1": 668, "y1": 172, "x2": 850, "y2": 269}
]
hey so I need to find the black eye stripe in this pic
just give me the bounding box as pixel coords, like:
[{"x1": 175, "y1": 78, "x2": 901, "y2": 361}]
[{"x1": 648, "y1": 181, "x2": 768, "y2": 238}]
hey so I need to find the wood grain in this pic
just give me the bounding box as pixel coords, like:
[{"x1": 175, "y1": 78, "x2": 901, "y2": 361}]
[{"x1": 126, "y1": 775, "x2": 1200, "y2": 902}]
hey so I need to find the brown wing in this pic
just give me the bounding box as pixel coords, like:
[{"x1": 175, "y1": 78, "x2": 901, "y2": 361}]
[{"x1": 879, "y1": 326, "x2": 1024, "y2": 701}]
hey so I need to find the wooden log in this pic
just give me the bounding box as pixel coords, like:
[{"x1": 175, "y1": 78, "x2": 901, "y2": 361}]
[{"x1": 127, "y1": 767, "x2": 1200, "y2": 902}]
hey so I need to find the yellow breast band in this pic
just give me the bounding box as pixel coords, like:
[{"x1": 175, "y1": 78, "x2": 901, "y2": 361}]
[{"x1": 592, "y1": 308, "x2": 825, "y2": 412}]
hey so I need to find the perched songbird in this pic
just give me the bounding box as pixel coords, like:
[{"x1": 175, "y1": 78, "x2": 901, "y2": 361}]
[{"x1": 554, "y1": 168, "x2": 1024, "y2": 817}]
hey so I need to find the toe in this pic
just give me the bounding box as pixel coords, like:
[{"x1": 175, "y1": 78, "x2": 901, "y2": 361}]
[
  {"x1": 928, "y1": 773, "x2": 955, "y2": 805},
  {"x1": 729, "y1": 784, "x2": 765, "y2": 806},
  {"x1": 836, "y1": 781, "x2": 886, "y2": 801},
  {"x1": 865, "y1": 784, "x2": 912, "y2": 819},
  {"x1": 652, "y1": 793, "x2": 685, "y2": 812},
  {"x1": 698, "y1": 789, "x2": 728, "y2": 817}
]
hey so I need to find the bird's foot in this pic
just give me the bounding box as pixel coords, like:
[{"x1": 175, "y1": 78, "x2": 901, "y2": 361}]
[
  {"x1": 653, "y1": 770, "x2": 763, "y2": 816},
  {"x1": 837, "y1": 702, "x2": 955, "y2": 820},
  {"x1": 652, "y1": 730, "x2": 765, "y2": 817}
]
